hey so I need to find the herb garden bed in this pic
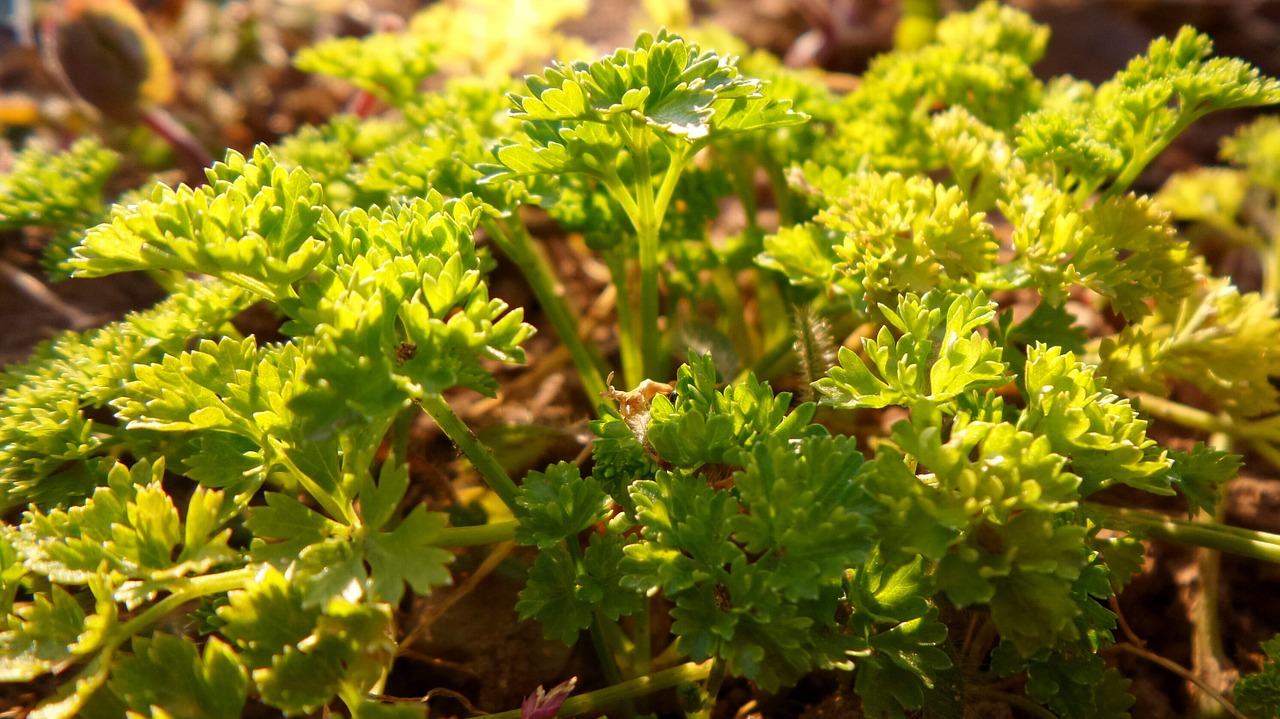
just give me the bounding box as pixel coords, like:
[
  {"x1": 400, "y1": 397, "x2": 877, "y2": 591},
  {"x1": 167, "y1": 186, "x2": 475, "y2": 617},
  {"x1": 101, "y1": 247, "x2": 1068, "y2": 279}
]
[{"x1": 4, "y1": 2, "x2": 1280, "y2": 717}]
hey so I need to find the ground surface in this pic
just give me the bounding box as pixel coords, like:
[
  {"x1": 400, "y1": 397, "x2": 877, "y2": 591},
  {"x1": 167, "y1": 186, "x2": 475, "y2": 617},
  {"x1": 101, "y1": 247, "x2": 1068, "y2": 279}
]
[{"x1": 3, "y1": 1, "x2": 1280, "y2": 717}]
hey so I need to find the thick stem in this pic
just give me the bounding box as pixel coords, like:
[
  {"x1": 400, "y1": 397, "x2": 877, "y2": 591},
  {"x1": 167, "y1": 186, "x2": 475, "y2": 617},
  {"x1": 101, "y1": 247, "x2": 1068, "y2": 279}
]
[
  {"x1": 652, "y1": 143, "x2": 695, "y2": 225},
  {"x1": 481, "y1": 661, "x2": 714, "y2": 718},
  {"x1": 434, "y1": 520, "x2": 518, "y2": 547},
  {"x1": 484, "y1": 217, "x2": 611, "y2": 404},
  {"x1": 1089, "y1": 503, "x2": 1280, "y2": 563},
  {"x1": 606, "y1": 248, "x2": 645, "y2": 389},
  {"x1": 1135, "y1": 392, "x2": 1280, "y2": 443},
  {"x1": 419, "y1": 393, "x2": 520, "y2": 512},
  {"x1": 630, "y1": 128, "x2": 663, "y2": 381},
  {"x1": 693, "y1": 657, "x2": 728, "y2": 719}
]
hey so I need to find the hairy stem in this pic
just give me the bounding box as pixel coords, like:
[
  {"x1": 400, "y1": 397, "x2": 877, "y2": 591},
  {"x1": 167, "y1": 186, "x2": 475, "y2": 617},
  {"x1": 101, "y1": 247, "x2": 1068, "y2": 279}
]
[{"x1": 419, "y1": 393, "x2": 520, "y2": 512}]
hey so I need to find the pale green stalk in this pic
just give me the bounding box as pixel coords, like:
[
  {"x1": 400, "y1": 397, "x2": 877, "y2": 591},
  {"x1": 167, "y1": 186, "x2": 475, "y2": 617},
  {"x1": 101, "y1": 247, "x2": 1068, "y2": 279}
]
[
  {"x1": 605, "y1": 248, "x2": 644, "y2": 389},
  {"x1": 1089, "y1": 504, "x2": 1280, "y2": 563},
  {"x1": 598, "y1": 126, "x2": 701, "y2": 385},
  {"x1": 106, "y1": 567, "x2": 257, "y2": 648},
  {"x1": 1107, "y1": 114, "x2": 1199, "y2": 199},
  {"x1": 629, "y1": 124, "x2": 663, "y2": 382},
  {"x1": 1135, "y1": 392, "x2": 1280, "y2": 443},
  {"x1": 435, "y1": 520, "x2": 518, "y2": 547}
]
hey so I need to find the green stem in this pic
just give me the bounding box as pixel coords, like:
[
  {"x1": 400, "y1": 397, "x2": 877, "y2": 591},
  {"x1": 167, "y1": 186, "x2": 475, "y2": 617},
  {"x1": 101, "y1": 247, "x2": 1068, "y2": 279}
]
[
  {"x1": 484, "y1": 216, "x2": 611, "y2": 404},
  {"x1": 1248, "y1": 438, "x2": 1280, "y2": 471},
  {"x1": 601, "y1": 164, "x2": 642, "y2": 228},
  {"x1": 652, "y1": 143, "x2": 696, "y2": 225},
  {"x1": 1135, "y1": 392, "x2": 1280, "y2": 442},
  {"x1": 435, "y1": 520, "x2": 519, "y2": 547},
  {"x1": 1106, "y1": 114, "x2": 1198, "y2": 198},
  {"x1": 107, "y1": 567, "x2": 256, "y2": 648},
  {"x1": 419, "y1": 393, "x2": 520, "y2": 513},
  {"x1": 694, "y1": 657, "x2": 728, "y2": 719},
  {"x1": 599, "y1": 161, "x2": 645, "y2": 388},
  {"x1": 481, "y1": 661, "x2": 714, "y2": 718},
  {"x1": 606, "y1": 248, "x2": 644, "y2": 389},
  {"x1": 1089, "y1": 503, "x2": 1280, "y2": 563},
  {"x1": 630, "y1": 127, "x2": 663, "y2": 381}
]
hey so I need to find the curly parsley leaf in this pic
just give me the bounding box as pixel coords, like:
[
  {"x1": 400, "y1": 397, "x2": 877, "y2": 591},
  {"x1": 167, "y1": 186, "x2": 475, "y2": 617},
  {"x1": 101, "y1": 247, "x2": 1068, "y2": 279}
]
[
  {"x1": 107, "y1": 634, "x2": 247, "y2": 719},
  {"x1": 1098, "y1": 276, "x2": 1280, "y2": 418},
  {"x1": 295, "y1": 32, "x2": 437, "y2": 108},
  {"x1": 1235, "y1": 635, "x2": 1280, "y2": 719},
  {"x1": 72, "y1": 146, "x2": 326, "y2": 303},
  {"x1": 515, "y1": 462, "x2": 611, "y2": 549},
  {"x1": 11, "y1": 459, "x2": 236, "y2": 585},
  {"x1": 815, "y1": 291, "x2": 1006, "y2": 411},
  {"x1": 217, "y1": 568, "x2": 396, "y2": 715},
  {"x1": 847, "y1": 555, "x2": 955, "y2": 719},
  {"x1": 0, "y1": 136, "x2": 117, "y2": 230},
  {"x1": 364, "y1": 505, "x2": 454, "y2": 605},
  {"x1": 1018, "y1": 345, "x2": 1170, "y2": 497}
]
